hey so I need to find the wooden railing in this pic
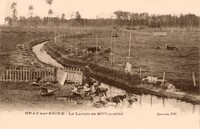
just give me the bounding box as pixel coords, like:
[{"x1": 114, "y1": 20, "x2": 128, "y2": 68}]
[
  {"x1": 0, "y1": 66, "x2": 83, "y2": 85},
  {"x1": 0, "y1": 66, "x2": 56, "y2": 83}
]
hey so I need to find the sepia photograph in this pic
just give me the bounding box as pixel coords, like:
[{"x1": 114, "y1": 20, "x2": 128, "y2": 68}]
[{"x1": 0, "y1": 0, "x2": 199, "y2": 129}]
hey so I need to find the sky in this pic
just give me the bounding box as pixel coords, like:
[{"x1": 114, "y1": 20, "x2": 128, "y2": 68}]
[{"x1": 0, "y1": 0, "x2": 200, "y2": 24}]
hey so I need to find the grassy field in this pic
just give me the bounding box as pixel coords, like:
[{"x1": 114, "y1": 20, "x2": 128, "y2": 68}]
[
  {"x1": 0, "y1": 30, "x2": 52, "y2": 66},
  {"x1": 0, "y1": 27, "x2": 199, "y2": 109},
  {"x1": 49, "y1": 27, "x2": 199, "y2": 94}
]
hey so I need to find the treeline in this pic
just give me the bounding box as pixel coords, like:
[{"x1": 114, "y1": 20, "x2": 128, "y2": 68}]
[
  {"x1": 4, "y1": 10, "x2": 200, "y2": 28},
  {"x1": 113, "y1": 11, "x2": 200, "y2": 28}
]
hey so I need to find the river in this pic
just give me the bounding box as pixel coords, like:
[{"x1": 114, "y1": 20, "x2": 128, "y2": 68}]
[{"x1": 33, "y1": 42, "x2": 200, "y2": 129}]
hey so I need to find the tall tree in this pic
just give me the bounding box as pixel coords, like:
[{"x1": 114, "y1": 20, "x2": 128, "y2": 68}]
[
  {"x1": 61, "y1": 13, "x2": 65, "y2": 20},
  {"x1": 114, "y1": 10, "x2": 130, "y2": 26},
  {"x1": 28, "y1": 5, "x2": 34, "y2": 27},
  {"x1": 4, "y1": 16, "x2": 12, "y2": 26},
  {"x1": 46, "y1": 0, "x2": 53, "y2": 26},
  {"x1": 11, "y1": 2, "x2": 17, "y2": 21},
  {"x1": 61, "y1": 13, "x2": 66, "y2": 24},
  {"x1": 75, "y1": 11, "x2": 82, "y2": 26}
]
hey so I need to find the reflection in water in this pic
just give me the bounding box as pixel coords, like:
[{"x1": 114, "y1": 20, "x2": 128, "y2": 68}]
[
  {"x1": 101, "y1": 83, "x2": 199, "y2": 114},
  {"x1": 33, "y1": 42, "x2": 199, "y2": 128}
]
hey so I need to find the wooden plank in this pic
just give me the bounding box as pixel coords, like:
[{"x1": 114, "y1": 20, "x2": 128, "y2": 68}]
[
  {"x1": 10, "y1": 67, "x2": 12, "y2": 82},
  {"x1": 28, "y1": 67, "x2": 31, "y2": 82},
  {"x1": 32, "y1": 68, "x2": 34, "y2": 81},
  {"x1": 21, "y1": 67, "x2": 23, "y2": 82},
  {"x1": 13, "y1": 67, "x2": 16, "y2": 82},
  {"x1": 24, "y1": 67, "x2": 26, "y2": 82},
  {"x1": 22, "y1": 67, "x2": 24, "y2": 82},
  {"x1": 6, "y1": 68, "x2": 9, "y2": 82},
  {"x1": 30, "y1": 67, "x2": 32, "y2": 82},
  {"x1": 4, "y1": 68, "x2": 7, "y2": 82},
  {"x1": 14, "y1": 67, "x2": 16, "y2": 82},
  {"x1": 39, "y1": 68, "x2": 41, "y2": 79},
  {"x1": 22, "y1": 67, "x2": 25, "y2": 82},
  {"x1": 15, "y1": 67, "x2": 17, "y2": 82},
  {"x1": 43, "y1": 69, "x2": 45, "y2": 80},
  {"x1": 18, "y1": 67, "x2": 20, "y2": 83},
  {"x1": 25, "y1": 67, "x2": 27, "y2": 82},
  {"x1": 19, "y1": 67, "x2": 21, "y2": 82},
  {"x1": 17, "y1": 67, "x2": 19, "y2": 82},
  {"x1": 12, "y1": 67, "x2": 14, "y2": 82},
  {"x1": 20, "y1": 67, "x2": 22, "y2": 82}
]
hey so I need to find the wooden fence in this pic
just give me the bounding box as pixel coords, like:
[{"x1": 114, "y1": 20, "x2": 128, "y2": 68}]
[
  {"x1": 0, "y1": 66, "x2": 83, "y2": 85},
  {"x1": 62, "y1": 67, "x2": 83, "y2": 85},
  {"x1": 0, "y1": 66, "x2": 56, "y2": 83}
]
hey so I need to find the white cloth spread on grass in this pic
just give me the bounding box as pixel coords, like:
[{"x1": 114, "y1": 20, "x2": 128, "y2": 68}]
[{"x1": 125, "y1": 62, "x2": 132, "y2": 73}]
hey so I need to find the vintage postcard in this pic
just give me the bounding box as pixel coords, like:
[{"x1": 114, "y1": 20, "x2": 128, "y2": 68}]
[{"x1": 0, "y1": 0, "x2": 199, "y2": 129}]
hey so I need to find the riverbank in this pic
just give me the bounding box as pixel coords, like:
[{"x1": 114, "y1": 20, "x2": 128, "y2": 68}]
[
  {"x1": 0, "y1": 31, "x2": 52, "y2": 67},
  {"x1": 43, "y1": 41, "x2": 200, "y2": 104}
]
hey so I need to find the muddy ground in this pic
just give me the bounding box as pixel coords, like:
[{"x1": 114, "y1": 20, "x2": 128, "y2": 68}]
[{"x1": 0, "y1": 82, "x2": 88, "y2": 111}]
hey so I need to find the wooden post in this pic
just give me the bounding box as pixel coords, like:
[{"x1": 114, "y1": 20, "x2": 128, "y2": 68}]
[
  {"x1": 23, "y1": 67, "x2": 25, "y2": 82},
  {"x1": 25, "y1": 67, "x2": 27, "y2": 82},
  {"x1": 32, "y1": 68, "x2": 35, "y2": 81},
  {"x1": 6, "y1": 69, "x2": 8, "y2": 82},
  {"x1": 11, "y1": 67, "x2": 13, "y2": 82},
  {"x1": 16, "y1": 67, "x2": 18, "y2": 82},
  {"x1": 16, "y1": 67, "x2": 19, "y2": 82},
  {"x1": 21, "y1": 67, "x2": 23, "y2": 82},
  {"x1": 139, "y1": 67, "x2": 142, "y2": 78},
  {"x1": 30, "y1": 67, "x2": 32, "y2": 82},
  {"x1": 14, "y1": 67, "x2": 16, "y2": 82},
  {"x1": 20, "y1": 67, "x2": 22, "y2": 82},
  {"x1": 192, "y1": 72, "x2": 196, "y2": 87},
  {"x1": 9, "y1": 67, "x2": 12, "y2": 82},
  {"x1": 162, "y1": 72, "x2": 166, "y2": 83},
  {"x1": 18, "y1": 67, "x2": 20, "y2": 82}
]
